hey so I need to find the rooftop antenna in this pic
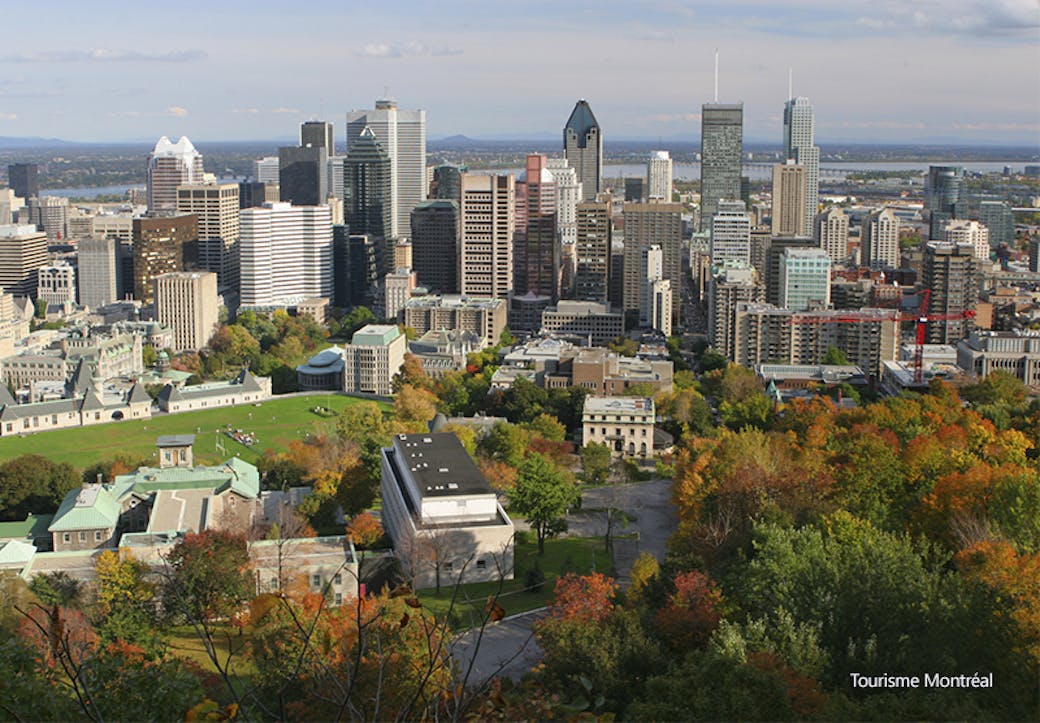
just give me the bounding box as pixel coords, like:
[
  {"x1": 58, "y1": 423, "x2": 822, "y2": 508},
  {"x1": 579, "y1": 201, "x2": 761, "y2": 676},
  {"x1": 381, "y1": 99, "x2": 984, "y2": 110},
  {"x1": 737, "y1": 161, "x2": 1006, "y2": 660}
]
[
  {"x1": 788, "y1": 68, "x2": 793, "y2": 100},
  {"x1": 713, "y1": 49, "x2": 719, "y2": 103}
]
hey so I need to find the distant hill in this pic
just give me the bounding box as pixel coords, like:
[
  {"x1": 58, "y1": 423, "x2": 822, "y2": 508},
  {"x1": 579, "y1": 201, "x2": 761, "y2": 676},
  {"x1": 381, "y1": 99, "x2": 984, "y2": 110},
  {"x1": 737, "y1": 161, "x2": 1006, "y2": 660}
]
[{"x1": 0, "y1": 136, "x2": 82, "y2": 149}]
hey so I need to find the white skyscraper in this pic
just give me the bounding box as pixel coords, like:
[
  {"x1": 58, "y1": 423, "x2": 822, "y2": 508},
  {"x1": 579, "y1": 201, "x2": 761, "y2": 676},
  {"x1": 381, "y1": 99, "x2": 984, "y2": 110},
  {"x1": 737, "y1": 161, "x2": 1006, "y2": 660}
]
[
  {"x1": 147, "y1": 136, "x2": 204, "y2": 214},
  {"x1": 710, "y1": 200, "x2": 752, "y2": 266},
  {"x1": 546, "y1": 158, "x2": 581, "y2": 247},
  {"x1": 783, "y1": 96, "x2": 820, "y2": 234},
  {"x1": 238, "y1": 203, "x2": 333, "y2": 307},
  {"x1": 863, "y1": 207, "x2": 900, "y2": 269},
  {"x1": 253, "y1": 157, "x2": 280, "y2": 183},
  {"x1": 814, "y1": 207, "x2": 850, "y2": 264},
  {"x1": 943, "y1": 219, "x2": 991, "y2": 261},
  {"x1": 647, "y1": 151, "x2": 673, "y2": 201},
  {"x1": 346, "y1": 99, "x2": 426, "y2": 238}
]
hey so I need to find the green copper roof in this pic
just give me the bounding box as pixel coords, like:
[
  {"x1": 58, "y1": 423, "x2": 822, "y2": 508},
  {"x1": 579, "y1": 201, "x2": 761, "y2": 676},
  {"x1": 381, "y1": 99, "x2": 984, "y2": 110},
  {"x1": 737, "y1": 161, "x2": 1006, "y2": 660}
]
[
  {"x1": 351, "y1": 324, "x2": 401, "y2": 347},
  {"x1": 49, "y1": 485, "x2": 121, "y2": 532}
]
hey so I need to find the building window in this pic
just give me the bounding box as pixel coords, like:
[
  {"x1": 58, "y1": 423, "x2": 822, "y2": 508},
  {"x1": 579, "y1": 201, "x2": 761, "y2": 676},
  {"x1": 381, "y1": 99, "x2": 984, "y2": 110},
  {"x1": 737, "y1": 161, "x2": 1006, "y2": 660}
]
[
  {"x1": 444, "y1": 561, "x2": 453, "y2": 572},
  {"x1": 78, "y1": 531, "x2": 86, "y2": 542},
  {"x1": 94, "y1": 530, "x2": 102, "y2": 541},
  {"x1": 269, "y1": 577, "x2": 278, "y2": 591},
  {"x1": 334, "y1": 593, "x2": 343, "y2": 606},
  {"x1": 63, "y1": 533, "x2": 70, "y2": 543},
  {"x1": 334, "y1": 573, "x2": 342, "y2": 585},
  {"x1": 312, "y1": 574, "x2": 322, "y2": 589},
  {"x1": 476, "y1": 559, "x2": 486, "y2": 570}
]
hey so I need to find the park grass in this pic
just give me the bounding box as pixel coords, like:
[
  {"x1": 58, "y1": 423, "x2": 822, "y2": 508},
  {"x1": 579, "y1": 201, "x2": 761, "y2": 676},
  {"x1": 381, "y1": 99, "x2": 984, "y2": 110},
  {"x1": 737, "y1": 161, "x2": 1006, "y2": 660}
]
[
  {"x1": 0, "y1": 394, "x2": 389, "y2": 469},
  {"x1": 165, "y1": 623, "x2": 257, "y2": 700},
  {"x1": 419, "y1": 536, "x2": 613, "y2": 624}
]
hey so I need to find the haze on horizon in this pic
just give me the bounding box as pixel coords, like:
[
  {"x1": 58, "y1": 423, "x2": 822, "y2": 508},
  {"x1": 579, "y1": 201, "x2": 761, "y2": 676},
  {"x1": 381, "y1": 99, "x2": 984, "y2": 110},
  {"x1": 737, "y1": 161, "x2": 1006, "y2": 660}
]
[{"x1": 0, "y1": 0, "x2": 1037, "y2": 147}]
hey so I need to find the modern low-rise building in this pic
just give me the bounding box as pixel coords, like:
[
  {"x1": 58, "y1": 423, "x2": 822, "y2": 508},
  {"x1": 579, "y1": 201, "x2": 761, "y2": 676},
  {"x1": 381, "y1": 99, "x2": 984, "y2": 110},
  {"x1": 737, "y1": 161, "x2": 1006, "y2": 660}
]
[
  {"x1": 956, "y1": 330, "x2": 1040, "y2": 388},
  {"x1": 342, "y1": 324, "x2": 406, "y2": 395},
  {"x1": 540, "y1": 301, "x2": 624, "y2": 346},
  {"x1": 582, "y1": 395, "x2": 656, "y2": 458},
  {"x1": 402, "y1": 294, "x2": 506, "y2": 347}
]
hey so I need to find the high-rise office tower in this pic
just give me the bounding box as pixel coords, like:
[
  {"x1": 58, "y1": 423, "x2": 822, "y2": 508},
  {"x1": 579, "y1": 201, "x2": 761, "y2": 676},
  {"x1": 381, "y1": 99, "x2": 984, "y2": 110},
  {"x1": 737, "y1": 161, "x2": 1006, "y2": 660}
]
[
  {"x1": 625, "y1": 178, "x2": 645, "y2": 203},
  {"x1": 253, "y1": 157, "x2": 280, "y2": 183},
  {"x1": 132, "y1": 215, "x2": 198, "y2": 305},
  {"x1": 647, "y1": 151, "x2": 673, "y2": 201},
  {"x1": 547, "y1": 158, "x2": 582, "y2": 294},
  {"x1": 771, "y1": 160, "x2": 807, "y2": 236},
  {"x1": 622, "y1": 203, "x2": 682, "y2": 319},
  {"x1": 77, "y1": 237, "x2": 118, "y2": 309},
  {"x1": 862, "y1": 208, "x2": 899, "y2": 269},
  {"x1": 779, "y1": 247, "x2": 831, "y2": 311},
  {"x1": 925, "y1": 165, "x2": 966, "y2": 239},
  {"x1": 431, "y1": 165, "x2": 464, "y2": 202},
  {"x1": 783, "y1": 96, "x2": 820, "y2": 231},
  {"x1": 7, "y1": 163, "x2": 39, "y2": 200},
  {"x1": 344, "y1": 127, "x2": 393, "y2": 240},
  {"x1": 978, "y1": 201, "x2": 1014, "y2": 246},
  {"x1": 238, "y1": 203, "x2": 333, "y2": 307},
  {"x1": 327, "y1": 156, "x2": 345, "y2": 203},
  {"x1": 301, "y1": 121, "x2": 335, "y2": 154},
  {"x1": 147, "y1": 137, "x2": 204, "y2": 215},
  {"x1": 943, "y1": 219, "x2": 991, "y2": 261},
  {"x1": 514, "y1": 154, "x2": 559, "y2": 298},
  {"x1": 460, "y1": 174, "x2": 515, "y2": 299},
  {"x1": 814, "y1": 207, "x2": 849, "y2": 263},
  {"x1": 279, "y1": 144, "x2": 329, "y2": 207},
  {"x1": 176, "y1": 183, "x2": 240, "y2": 288},
  {"x1": 700, "y1": 103, "x2": 743, "y2": 231},
  {"x1": 0, "y1": 225, "x2": 47, "y2": 297},
  {"x1": 28, "y1": 196, "x2": 68, "y2": 241},
  {"x1": 564, "y1": 100, "x2": 602, "y2": 202},
  {"x1": 640, "y1": 244, "x2": 664, "y2": 326},
  {"x1": 765, "y1": 235, "x2": 816, "y2": 306},
  {"x1": 411, "y1": 200, "x2": 460, "y2": 294},
  {"x1": 346, "y1": 98, "x2": 426, "y2": 238},
  {"x1": 1030, "y1": 238, "x2": 1040, "y2": 273},
  {"x1": 154, "y1": 271, "x2": 219, "y2": 352},
  {"x1": 708, "y1": 263, "x2": 760, "y2": 359},
  {"x1": 573, "y1": 200, "x2": 612, "y2": 303},
  {"x1": 709, "y1": 200, "x2": 752, "y2": 266},
  {"x1": 922, "y1": 240, "x2": 978, "y2": 344}
]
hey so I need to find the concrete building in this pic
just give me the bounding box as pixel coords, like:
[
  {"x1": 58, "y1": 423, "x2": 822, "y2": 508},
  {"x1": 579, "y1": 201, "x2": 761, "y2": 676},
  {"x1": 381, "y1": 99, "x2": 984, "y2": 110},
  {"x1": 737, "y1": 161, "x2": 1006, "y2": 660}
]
[
  {"x1": 573, "y1": 200, "x2": 612, "y2": 303},
  {"x1": 157, "y1": 369, "x2": 271, "y2": 412},
  {"x1": 623, "y1": 203, "x2": 682, "y2": 319},
  {"x1": 176, "y1": 183, "x2": 240, "y2": 288},
  {"x1": 782, "y1": 96, "x2": 820, "y2": 231},
  {"x1": 957, "y1": 330, "x2": 1040, "y2": 388},
  {"x1": 380, "y1": 432, "x2": 514, "y2": 589},
  {"x1": 77, "y1": 237, "x2": 118, "y2": 310},
  {"x1": 922, "y1": 240, "x2": 978, "y2": 345},
  {"x1": 301, "y1": 120, "x2": 335, "y2": 153},
  {"x1": 0, "y1": 224, "x2": 48, "y2": 297},
  {"x1": 402, "y1": 294, "x2": 506, "y2": 347},
  {"x1": 546, "y1": 157, "x2": 581, "y2": 247},
  {"x1": 582, "y1": 396, "x2": 656, "y2": 458},
  {"x1": 132, "y1": 215, "x2": 198, "y2": 306},
  {"x1": 253, "y1": 157, "x2": 280, "y2": 184},
  {"x1": 238, "y1": 203, "x2": 333, "y2": 308},
  {"x1": 279, "y1": 145, "x2": 328, "y2": 207},
  {"x1": 342, "y1": 324, "x2": 406, "y2": 396},
  {"x1": 814, "y1": 207, "x2": 849, "y2": 264},
  {"x1": 147, "y1": 136, "x2": 204, "y2": 215},
  {"x1": 572, "y1": 347, "x2": 673, "y2": 396},
  {"x1": 154, "y1": 271, "x2": 218, "y2": 352},
  {"x1": 978, "y1": 201, "x2": 1014, "y2": 246},
  {"x1": 411, "y1": 200, "x2": 460, "y2": 294},
  {"x1": 700, "y1": 103, "x2": 743, "y2": 231},
  {"x1": 541, "y1": 300, "x2": 624, "y2": 346},
  {"x1": 514, "y1": 154, "x2": 559, "y2": 299},
  {"x1": 943, "y1": 219, "x2": 991, "y2": 261},
  {"x1": 460, "y1": 174, "x2": 515, "y2": 299},
  {"x1": 344, "y1": 126, "x2": 393, "y2": 240},
  {"x1": 384, "y1": 268, "x2": 417, "y2": 321},
  {"x1": 708, "y1": 263, "x2": 761, "y2": 359},
  {"x1": 862, "y1": 208, "x2": 899, "y2": 270},
  {"x1": 779, "y1": 248, "x2": 831, "y2": 311},
  {"x1": 564, "y1": 100, "x2": 602, "y2": 202},
  {"x1": 37, "y1": 264, "x2": 76, "y2": 310},
  {"x1": 766, "y1": 236, "x2": 816, "y2": 307},
  {"x1": 28, "y1": 196, "x2": 68, "y2": 241},
  {"x1": 710, "y1": 200, "x2": 752, "y2": 266},
  {"x1": 346, "y1": 98, "x2": 427, "y2": 238},
  {"x1": 771, "y1": 160, "x2": 807, "y2": 236},
  {"x1": 647, "y1": 150, "x2": 673, "y2": 201}
]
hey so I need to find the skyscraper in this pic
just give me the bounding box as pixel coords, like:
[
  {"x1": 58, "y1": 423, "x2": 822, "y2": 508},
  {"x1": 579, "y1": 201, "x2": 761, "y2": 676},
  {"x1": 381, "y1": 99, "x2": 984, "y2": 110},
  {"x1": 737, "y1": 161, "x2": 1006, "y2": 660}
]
[
  {"x1": 77, "y1": 237, "x2": 118, "y2": 310},
  {"x1": 0, "y1": 225, "x2": 47, "y2": 297},
  {"x1": 709, "y1": 200, "x2": 752, "y2": 266},
  {"x1": 176, "y1": 183, "x2": 240, "y2": 287},
  {"x1": 147, "y1": 137, "x2": 204, "y2": 215},
  {"x1": 700, "y1": 103, "x2": 743, "y2": 231},
  {"x1": 814, "y1": 207, "x2": 849, "y2": 263},
  {"x1": 779, "y1": 247, "x2": 831, "y2": 311},
  {"x1": 978, "y1": 201, "x2": 1014, "y2": 246},
  {"x1": 622, "y1": 203, "x2": 682, "y2": 320},
  {"x1": 279, "y1": 144, "x2": 328, "y2": 206},
  {"x1": 783, "y1": 96, "x2": 820, "y2": 230},
  {"x1": 343, "y1": 127, "x2": 392, "y2": 240},
  {"x1": 647, "y1": 151, "x2": 673, "y2": 201},
  {"x1": 7, "y1": 163, "x2": 39, "y2": 200},
  {"x1": 460, "y1": 174, "x2": 515, "y2": 299},
  {"x1": 862, "y1": 208, "x2": 899, "y2": 269},
  {"x1": 564, "y1": 100, "x2": 602, "y2": 202},
  {"x1": 28, "y1": 196, "x2": 68, "y2": 241},
  {"x1": 573, "y1": 200, "x2": 612, "y2": 303},
  {"x1": 411, "y1": 200, "x2": 460, "y2": 293},
  {"x1": 253, "y1": 157, "x2": 280, "y2": 184},
  {"x1": 923, "y1": 240, "x2": 978, "y2": 344},
  {"x1": 238, "y1": 203, "x2": 333, "y2": 307},
  {"x1": 514, "y1": 154, "x2": 559, "y2": 298},
  {"x1": 943, "y1": 219, "x2": 990, "y2": 261},
  {"x1": 925, "y1": 165, "x2": 966, "y2": 239},
  {"x1": 132, "y1": 215, "x2": 198, "y2": 305},
  {"x1": 154, "y1": 271, "x2": 219, "y2": 352},
  {"x1": 771, "y1": 160, "x2": 807, "y2": 236},
  {"x1": 300, "y1": 121, "x2": 335, "y2": 154},
  {"x1": 346, "y1": 98, "x2": 426, "y2": 238}
]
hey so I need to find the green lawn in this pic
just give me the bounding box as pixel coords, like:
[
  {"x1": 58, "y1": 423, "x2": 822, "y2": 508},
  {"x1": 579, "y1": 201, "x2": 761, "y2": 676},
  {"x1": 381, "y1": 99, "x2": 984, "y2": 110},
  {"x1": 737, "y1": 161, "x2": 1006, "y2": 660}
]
[
  {"x1": 419, "y1": 536, "x2": 613, "y2": 625},
  {"x1": 165, "y1": 624, "x2": 256, "y2": 700},
  {"x1": 0, "y1": 394, "x2": 389, "y2": 469}
]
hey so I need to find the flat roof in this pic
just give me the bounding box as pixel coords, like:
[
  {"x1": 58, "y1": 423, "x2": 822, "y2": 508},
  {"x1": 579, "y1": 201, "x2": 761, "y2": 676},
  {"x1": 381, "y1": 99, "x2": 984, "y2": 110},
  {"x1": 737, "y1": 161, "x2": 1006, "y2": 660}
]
[
  {"x1": 583, "y1": 396, "x2": 655, "y2": 414},
  {"x1": 393, "y1": 433, "x2": 492, "y2": 498},
  {"x1": 156, "y1": 434, "x2": 196, "y2": 447}
]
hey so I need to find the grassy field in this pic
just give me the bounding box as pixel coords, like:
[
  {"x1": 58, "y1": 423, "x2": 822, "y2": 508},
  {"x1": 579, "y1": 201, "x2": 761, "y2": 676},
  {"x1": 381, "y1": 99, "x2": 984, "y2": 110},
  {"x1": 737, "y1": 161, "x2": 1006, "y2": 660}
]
[
  {"x1": 0, "y1": 394, "x2": 388, "y2": 469},
  {"x1": 419, "y1": 536, "x2": 613, "y2": 624}
]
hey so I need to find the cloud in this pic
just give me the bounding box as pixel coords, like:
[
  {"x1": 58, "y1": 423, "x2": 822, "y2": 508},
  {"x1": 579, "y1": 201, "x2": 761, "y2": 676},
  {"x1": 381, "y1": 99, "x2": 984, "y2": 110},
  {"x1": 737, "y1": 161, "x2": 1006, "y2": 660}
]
[
  {"x1": 232, "y1": 107, "x2": 300, "y2": 115},
  {"x1": 951, "y1": 122, "x2": 1040, "y2": 132},
  {"x1": 1, "y1": 49, "x2": 207, "y2": 63},
  {"x1": 167, "y1": 106, "x2": 188, "y2": 117},
  {"x1": 0, "y1": 113, "x2": 17, "y2": 120},
  {"x1": 355, "y1": 42, "x2": 462, "y2": 58}
]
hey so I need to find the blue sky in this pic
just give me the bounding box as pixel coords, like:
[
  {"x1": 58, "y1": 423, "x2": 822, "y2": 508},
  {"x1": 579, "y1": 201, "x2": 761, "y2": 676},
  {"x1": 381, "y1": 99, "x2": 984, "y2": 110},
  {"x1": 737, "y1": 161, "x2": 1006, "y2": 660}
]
[{"x1": 0, "y1": 0, "x2": 1037, "y2": 145}]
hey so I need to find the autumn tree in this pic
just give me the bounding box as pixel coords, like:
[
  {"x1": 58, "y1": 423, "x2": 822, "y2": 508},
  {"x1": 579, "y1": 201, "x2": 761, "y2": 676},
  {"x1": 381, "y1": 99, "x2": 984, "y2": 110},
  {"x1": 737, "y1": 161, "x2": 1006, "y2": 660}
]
[
  {"x1": 163, "y1": 529, "x2": 253, "y2": 622},
  {"x1": 653, "y1": 569, "x2": 723, "y2": 651},
  {"x1": 510, "y1": 453, "x2": 579, "y2": 555},
  {"x1": 393, "y1": 383, "x2": 439, "y2": 430},
  {"x1": 93, "y1": 550, "x2": 160, "y2": 650},
  {"x1": 579, "y1": 442, "x2": 612, "y2": 486},
  {"x1": 345, "y1": 511, "x2": 384, "y2": 549}
]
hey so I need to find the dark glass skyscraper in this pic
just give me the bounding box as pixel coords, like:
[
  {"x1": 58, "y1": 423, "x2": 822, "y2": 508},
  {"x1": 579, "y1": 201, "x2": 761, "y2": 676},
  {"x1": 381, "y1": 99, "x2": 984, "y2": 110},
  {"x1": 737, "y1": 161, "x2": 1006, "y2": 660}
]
[
  {"x1": 279, "y1": 144, "x2": 328, "y2": 206},
  {"x1": 300, "y1": 121, "x2": 335, "y2": 154},
  {"x1": 344, "y1": 127, "x2": 392, "y2": 240},
  {"x1": 7, "y1": 163, "x2": 39, "y2": 200},
  {"x1": 411, "y1": 200, "x2": 460, "y2": 293},
  {"x1": 700, "y1": 103, "x2": 743, "y2": 231},
  {"x1": 564, "y1": 100, "x2": 602, "y2": 202}
]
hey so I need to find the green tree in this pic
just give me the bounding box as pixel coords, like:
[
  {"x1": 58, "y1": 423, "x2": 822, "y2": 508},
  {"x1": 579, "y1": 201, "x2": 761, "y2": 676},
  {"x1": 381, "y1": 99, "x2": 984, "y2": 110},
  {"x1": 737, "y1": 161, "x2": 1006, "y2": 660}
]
[
  {"x1": 510, "y1": 454, "x2": 579, "y2": 555},
  {"x1": 142, "y1": 344, "x2": 158, "y2": 367},
  {"x1": 525, "y1": 412, "x2": 567, "y2": 442},
  {"x1": 0, "y1": 455, "x2": 79, "y2": 521},
  {"x1": 93, "y1": 550, "x2": 160, "y2": 650},
  {"x1": 579, "y1": 442, "x2": 612, "y2": 486},
  {"x1": 479, "y1": 422, "x2": 529, "y2": 468},
  {"x1": 821, "y1": 345, "x2": 849, "y2": 366}
]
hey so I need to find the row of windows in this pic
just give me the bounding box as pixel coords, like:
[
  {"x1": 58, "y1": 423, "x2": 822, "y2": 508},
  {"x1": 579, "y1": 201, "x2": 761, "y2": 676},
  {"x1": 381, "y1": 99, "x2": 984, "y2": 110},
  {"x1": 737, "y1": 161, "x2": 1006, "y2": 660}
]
[{"x1": 61, "y1": 530, "x2": 104, "y2": 544}]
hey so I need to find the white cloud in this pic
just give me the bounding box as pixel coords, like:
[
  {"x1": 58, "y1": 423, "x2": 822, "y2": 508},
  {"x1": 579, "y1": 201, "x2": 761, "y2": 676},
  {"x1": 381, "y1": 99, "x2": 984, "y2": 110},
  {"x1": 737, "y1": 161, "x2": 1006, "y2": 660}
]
[
  {"x1": 1, "y1": 49, "x2": 207, "y2": 63},
  {"x1": 232, "y1": 107, "x2": 300, "y2": 115},
  {"x1": 167, "y1": 106, "x2": 188, "y2": 117},
  {"x1": 0, "y1": 113, "x2": 17, "y2": 120},
  {"x1": 355, "y1": 42, "x2": 462, "y2": 58}
]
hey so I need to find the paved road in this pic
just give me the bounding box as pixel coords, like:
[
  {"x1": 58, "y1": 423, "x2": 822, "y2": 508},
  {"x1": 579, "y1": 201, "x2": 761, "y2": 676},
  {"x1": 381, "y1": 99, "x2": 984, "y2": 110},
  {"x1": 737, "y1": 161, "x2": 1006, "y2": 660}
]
[{"x1": 451, "y1": 609, "x2": 546, "y2": 684}]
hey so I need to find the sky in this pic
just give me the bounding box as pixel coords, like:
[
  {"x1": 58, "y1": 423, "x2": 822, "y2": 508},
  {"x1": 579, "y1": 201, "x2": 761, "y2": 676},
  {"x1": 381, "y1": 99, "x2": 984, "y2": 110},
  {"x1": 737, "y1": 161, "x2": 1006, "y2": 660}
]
[{"x1": 0, "y1": 0, "x2": 1037, "y2": 146}]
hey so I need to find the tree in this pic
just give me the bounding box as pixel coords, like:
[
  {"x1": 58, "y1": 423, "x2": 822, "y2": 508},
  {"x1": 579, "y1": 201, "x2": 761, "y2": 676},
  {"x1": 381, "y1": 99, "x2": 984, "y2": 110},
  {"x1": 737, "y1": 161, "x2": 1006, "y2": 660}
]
[
  {"x1": 821, "y1": 345, "x2": 849, "y2": 366},
  {"x1": 142, "y1": 344, "x2": 158, "y2": 367},
  {"x1": 510, "y1": 454, "x2": 579, "y2": 555},
  {"x1": 478, "y1": 422, "x2": 529, "y2": 468},
  {"x1": 0, "y1": 455, "x2": 79, "y2": 521},
  {"x1": 93, "y1": 550, "x2": 160, "y2": 650},
  {"x1": 579, "y1": 442, "x2": 612, "y2": 486},
  {"x1": 525, "y1": 412, "x2": 566, "y2": 442},
  {"x1": 345, "y1": 511, "x2": 384, "y2": 549},
  {"x1": 163, "y1": 529, "x2": 253, "y2": 622},
  {"x1": 393, "y1": 383, "x2": 438, "y2": 430}
]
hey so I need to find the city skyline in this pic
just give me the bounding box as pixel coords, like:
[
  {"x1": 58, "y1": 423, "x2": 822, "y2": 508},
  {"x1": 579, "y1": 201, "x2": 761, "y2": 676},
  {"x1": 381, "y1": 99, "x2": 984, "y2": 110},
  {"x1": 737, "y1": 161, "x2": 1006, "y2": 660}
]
[{"x1": 0, "y1": 1, "x2": 1036, "y2": 146}]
